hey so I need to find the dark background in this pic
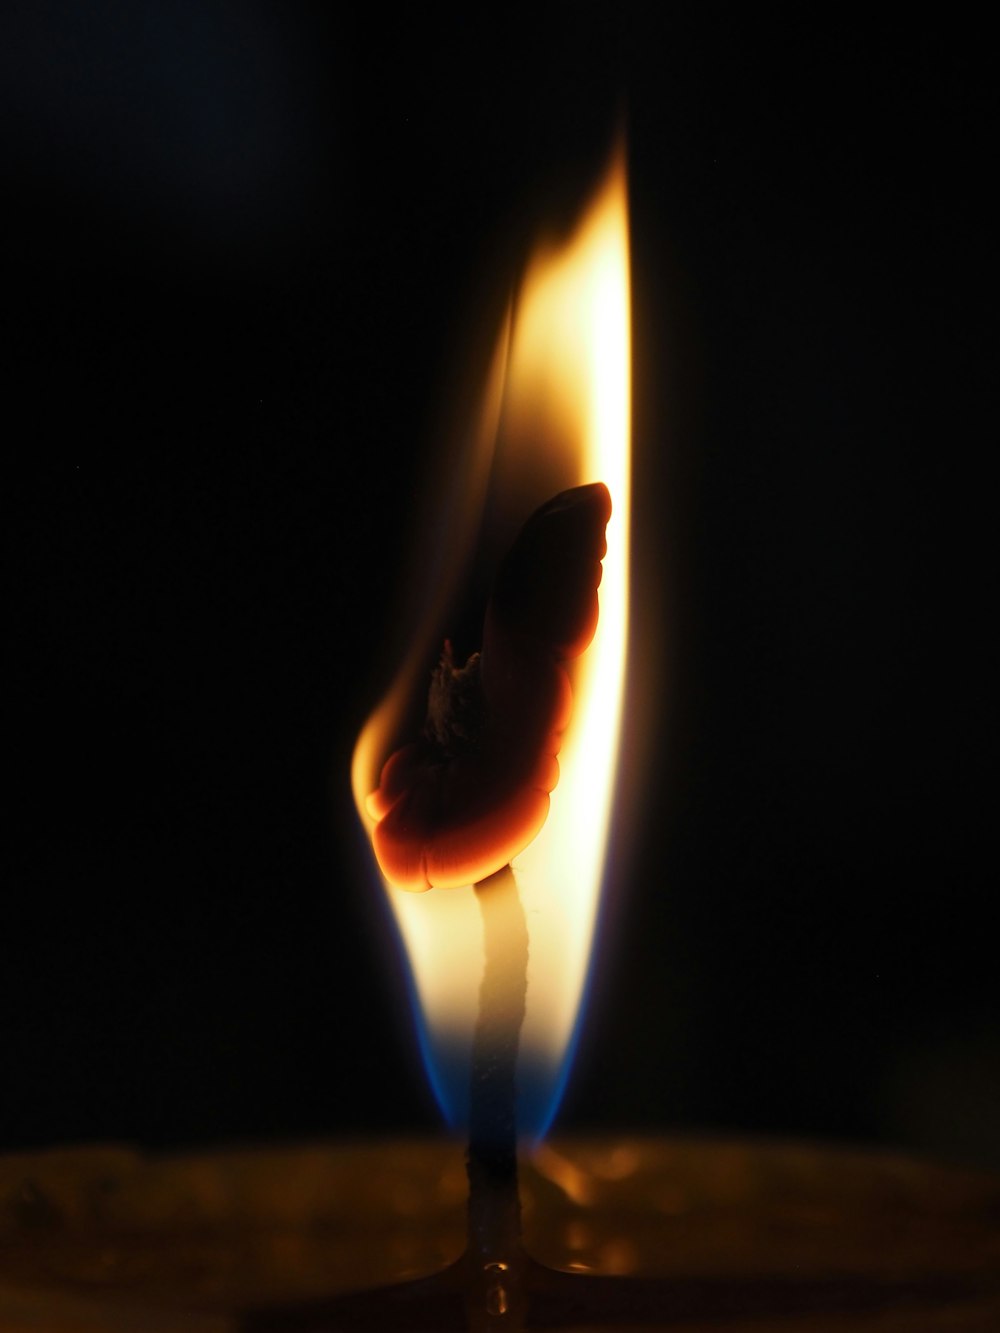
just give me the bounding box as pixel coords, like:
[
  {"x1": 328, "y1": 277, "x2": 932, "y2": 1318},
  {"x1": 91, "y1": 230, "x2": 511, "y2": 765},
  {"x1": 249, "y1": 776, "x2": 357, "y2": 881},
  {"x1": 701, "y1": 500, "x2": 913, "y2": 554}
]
[{"x1": 4, "y1": 6, "x2": 995, "y2": 1166}]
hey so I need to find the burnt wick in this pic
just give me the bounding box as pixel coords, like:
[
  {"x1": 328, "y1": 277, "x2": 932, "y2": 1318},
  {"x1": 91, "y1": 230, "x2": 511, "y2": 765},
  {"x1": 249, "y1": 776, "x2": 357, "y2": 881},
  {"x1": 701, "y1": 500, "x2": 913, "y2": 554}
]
[
  {"x1": 424, "y1": 641, "x2": 486, "y2": 757},
  {"x1": 367, "y1": 481, "x2": 612, "y2": 891}
]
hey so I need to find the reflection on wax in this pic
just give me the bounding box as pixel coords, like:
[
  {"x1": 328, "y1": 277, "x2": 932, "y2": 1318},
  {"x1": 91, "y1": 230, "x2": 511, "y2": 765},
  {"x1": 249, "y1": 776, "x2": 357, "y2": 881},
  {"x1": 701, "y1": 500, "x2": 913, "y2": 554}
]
[{"x1": 366, "y1": 483, "x2": 612, "y2": 890}]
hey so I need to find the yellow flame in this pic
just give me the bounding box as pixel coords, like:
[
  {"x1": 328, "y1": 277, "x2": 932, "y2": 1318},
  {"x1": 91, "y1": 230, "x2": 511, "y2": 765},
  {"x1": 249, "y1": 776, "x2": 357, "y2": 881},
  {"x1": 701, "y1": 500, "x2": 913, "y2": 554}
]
[{"x1": 352, "y1": 146, "x2": 630, "y2": 1096}]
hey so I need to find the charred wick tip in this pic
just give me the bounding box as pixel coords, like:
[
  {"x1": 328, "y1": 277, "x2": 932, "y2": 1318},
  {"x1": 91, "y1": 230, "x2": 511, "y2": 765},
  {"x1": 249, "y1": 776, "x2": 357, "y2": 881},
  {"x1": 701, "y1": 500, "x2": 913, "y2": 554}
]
[
  {"x1": 424, "y1": 643, "x2": 486, "y2": 758},
  {"x1": 369, "y1": 481, "x2": 612, "y2": 891}
]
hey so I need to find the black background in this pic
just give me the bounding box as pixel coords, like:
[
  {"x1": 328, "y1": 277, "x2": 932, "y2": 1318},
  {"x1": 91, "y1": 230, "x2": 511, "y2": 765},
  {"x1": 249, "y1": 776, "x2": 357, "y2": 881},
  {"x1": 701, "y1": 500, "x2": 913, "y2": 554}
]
[{"x1": 4, "y1": 6, "x2": 995, "y2": 1165}]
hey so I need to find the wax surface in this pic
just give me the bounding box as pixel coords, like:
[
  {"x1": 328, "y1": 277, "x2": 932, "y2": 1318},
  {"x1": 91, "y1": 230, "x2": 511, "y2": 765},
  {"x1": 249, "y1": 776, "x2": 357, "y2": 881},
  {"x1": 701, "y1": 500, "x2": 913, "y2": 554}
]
[{"x1": 3, "y1": 1136, "x2": 999, "y2": 1330}]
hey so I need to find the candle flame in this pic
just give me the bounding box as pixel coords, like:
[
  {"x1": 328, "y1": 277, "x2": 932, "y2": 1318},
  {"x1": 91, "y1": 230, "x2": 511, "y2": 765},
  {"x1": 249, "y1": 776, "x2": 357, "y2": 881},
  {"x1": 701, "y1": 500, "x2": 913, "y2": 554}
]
[{"x1": 352, "y1": 145, "x2": 631, "y2": 1140}]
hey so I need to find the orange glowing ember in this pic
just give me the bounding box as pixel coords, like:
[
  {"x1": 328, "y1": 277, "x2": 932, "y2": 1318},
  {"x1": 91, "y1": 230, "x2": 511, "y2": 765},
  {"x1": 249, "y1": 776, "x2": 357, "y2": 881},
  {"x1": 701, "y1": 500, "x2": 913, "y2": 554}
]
[
  {"x1": 367, "y1": 482, "x2": 612, "y2": 890},
  {"x1": 352, "y1": 143, "x2": 631, "y2": 1122}
]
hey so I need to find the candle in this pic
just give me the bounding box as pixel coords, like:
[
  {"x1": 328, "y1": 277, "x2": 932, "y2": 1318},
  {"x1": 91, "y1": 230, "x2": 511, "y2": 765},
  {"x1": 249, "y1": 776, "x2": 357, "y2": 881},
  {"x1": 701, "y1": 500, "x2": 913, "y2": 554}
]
[
  {"x1": 6, "y1": 17, "x2": 991, "y2": 1331},
  {"x1": 350, "y1": 142, "x2": 634, "y2": 1326}
]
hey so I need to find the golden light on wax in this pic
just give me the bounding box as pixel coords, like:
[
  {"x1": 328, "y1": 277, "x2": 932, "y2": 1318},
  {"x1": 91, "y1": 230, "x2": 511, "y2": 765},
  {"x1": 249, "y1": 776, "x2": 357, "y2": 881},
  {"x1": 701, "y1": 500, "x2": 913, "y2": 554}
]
[{"x1": 352, "y1": 148, "x2": 631, "y2": 1134}]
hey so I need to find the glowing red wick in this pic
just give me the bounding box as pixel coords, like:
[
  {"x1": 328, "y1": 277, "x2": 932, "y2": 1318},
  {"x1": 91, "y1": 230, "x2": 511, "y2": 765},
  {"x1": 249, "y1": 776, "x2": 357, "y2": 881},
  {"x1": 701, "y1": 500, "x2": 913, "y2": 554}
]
[{"x1": 366, "y1": 482, "x2": 612, "y2": 890}]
